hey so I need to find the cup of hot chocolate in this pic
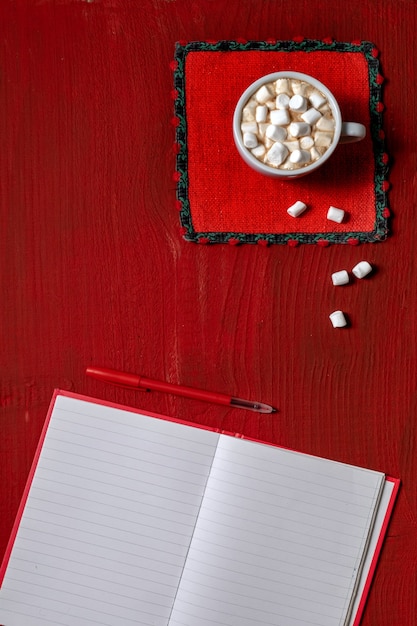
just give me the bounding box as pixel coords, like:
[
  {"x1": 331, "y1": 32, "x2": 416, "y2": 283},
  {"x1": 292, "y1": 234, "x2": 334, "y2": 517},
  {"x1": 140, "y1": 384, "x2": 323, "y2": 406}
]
[{"x1": 233, "y1": 71, "x2": 366, "y2": 179}]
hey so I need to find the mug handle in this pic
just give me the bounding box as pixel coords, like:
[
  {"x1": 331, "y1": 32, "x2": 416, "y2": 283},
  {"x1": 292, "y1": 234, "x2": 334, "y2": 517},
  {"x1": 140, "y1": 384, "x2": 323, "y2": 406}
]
[{"x1": 339, "y1": 122, "x2": 366, "y2": 144}]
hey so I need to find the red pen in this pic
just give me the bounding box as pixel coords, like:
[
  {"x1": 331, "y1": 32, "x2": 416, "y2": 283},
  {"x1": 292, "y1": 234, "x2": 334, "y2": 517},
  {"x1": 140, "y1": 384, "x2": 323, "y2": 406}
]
[{"x1": 86, "y1": 366, "x2": 276, "y2": 414}]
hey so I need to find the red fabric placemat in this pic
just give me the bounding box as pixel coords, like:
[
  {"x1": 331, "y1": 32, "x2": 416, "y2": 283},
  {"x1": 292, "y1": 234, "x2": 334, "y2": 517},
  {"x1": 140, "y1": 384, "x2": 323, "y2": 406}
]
[{"x1": 173, "y1": 39, "x2": 389, "y2": 245}]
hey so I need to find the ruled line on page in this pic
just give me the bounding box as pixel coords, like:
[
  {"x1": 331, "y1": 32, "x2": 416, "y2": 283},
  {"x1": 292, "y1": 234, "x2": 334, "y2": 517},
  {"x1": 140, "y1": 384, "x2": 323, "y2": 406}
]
[
  {"x1": 6, "y1": 568, "x2": 172, "y2": 615},
  {"x1": 38, "y1": 445, "x2": 211, "y2": 494},
  {"x1": 172, "y1": 584, "x2": 339, "y2": 624},
  {"x1": 31, "y1": 482, "x2": 200, "y2": 525},
  {"x1": 184, "y1": 527, "x2": 360, "y2": 573},
  {"x1": 47, "y1": 415, "x2": 217, "y2": 467},
  {"x1": 170, "y1": 596, "x2": 327, "y2": 626},
  {"x1": 200, "y1": 485, "x2": 372, "y2": 534},
  {"x1": 56, "y1": 405, "x2": 216, "y2": 450},
  {"x1": 213, "y1": 444, "x2": 382, "y2": 495},
  {"x1": 182, "y1": 555, "x2": 351, "y2": 600},
  {"x1": 27, "y1": 494, "x2": 195, "y2": 545},
  {"x1": 179, "y1": 562, "x2": 352, "y2": 608},
  {"x1": 15, "y1": 530, "x2": 183, "y2": 583},
  {"x1": 23, "y1": 509, "x2": 192, "y2": 560},
  {"x1": 197, "y1": 486, "x2": 372, "y2": 549},
  {"x1": 207, "y1": 452, "x2": 381, "y2": 511},
  {"x1": 45, "y1": 429, "x2": 214, "y2": 483},
  {"x1": 197, "y1": 489, "x2": 369, "y2": 545},
  {"x1": 33, "y1": 466, "x2": 205, "y2": 505},
  {"x1": 12, "y1": 547, "x2": 178, "y2": 596},
  {"x1": 185, "y1": 538, "x2": 354, "y2": 588},
  {"x1": 28, "y1": 478, "x2": 201, "y2": 534},
  {"x1": 203, "y1": 467, "x2": 379, "y2": 517},
  {"x1": 0, "y1": 589, "x2": 166, "y2": 626},
  {"x1": 0, "y1": 601, "x2": 141, "y2": 626}
]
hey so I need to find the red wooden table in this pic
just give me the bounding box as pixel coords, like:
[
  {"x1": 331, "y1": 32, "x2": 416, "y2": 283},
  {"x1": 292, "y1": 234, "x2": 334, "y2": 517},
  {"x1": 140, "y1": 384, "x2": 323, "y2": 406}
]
[{"x1": 1, "y1": 1, "x2": 416, "y2": 624}]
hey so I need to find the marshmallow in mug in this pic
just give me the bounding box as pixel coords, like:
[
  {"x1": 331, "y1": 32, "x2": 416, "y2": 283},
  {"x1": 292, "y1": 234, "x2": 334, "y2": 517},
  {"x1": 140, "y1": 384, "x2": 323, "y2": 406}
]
[{"x1": 239, "y1": 77, "x2": 336, "y2": 170}]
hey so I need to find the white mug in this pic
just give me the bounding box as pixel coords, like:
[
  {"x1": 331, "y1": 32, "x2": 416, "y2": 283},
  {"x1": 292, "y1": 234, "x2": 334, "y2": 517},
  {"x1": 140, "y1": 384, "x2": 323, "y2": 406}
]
[{"x1": 233, "y1": 71, "x2": 366, "y2": 179}]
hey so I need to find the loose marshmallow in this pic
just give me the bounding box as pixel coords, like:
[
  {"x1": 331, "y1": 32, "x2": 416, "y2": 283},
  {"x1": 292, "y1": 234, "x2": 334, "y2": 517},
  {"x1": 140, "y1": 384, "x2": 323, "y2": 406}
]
[
  {"x1": 265, "y1": 142, "x2": 288, "y2": 165},
  {"x1": 331, "y1": 270, "x2": 349, "y2": 286},
  {"x1": 352, "y1": 261, "x2": 373, "y2": 279},
  {"x1": 255, "y1": 85, "x2": 273, "y2": 104},
  {"x1": 265, "y1": 124, "x2": 287, "y2": 142},
  {"x1": 289, "y1": 149, "x2": 310, "y2": 165},
  {"x1": 255, "y1": 105, "x2": 268, "y2": 123},
  {"x1": 265, "y1": 100, "x2": 276, "y2": 110},
  {"x1": 289, "y1": 122, "x2": 311, "y2": 137},
  {"x1": 276, "y1": 93, "x2": 290, "y2": 109},
  {"x1": 289, "y1": 94, "x2": 307, "y2": 112},
  {"x1": 241, "y1": 121, "x2": 258, "y2": 134},
  {"x1": 287, "y1": 200, "x2": 307, "y2": 217},
  {"x1": 243, "y1": 132, "x2": 258, "y2": 149},
  {"x1": 270, "y1": 109, "x2": 290, "y2": 125},
  {"x1": 301, "y1": 108, "x2": 322, "y2": 125},
  {"x1": 329, "y1": 310, "x2": 348, "y2": 328},
  {"x1": 309, "y1": 90, "x2": 327, "y2": 109},
  {"x1": 327, "y1": 206, "x2": 345, "y2": 223}
]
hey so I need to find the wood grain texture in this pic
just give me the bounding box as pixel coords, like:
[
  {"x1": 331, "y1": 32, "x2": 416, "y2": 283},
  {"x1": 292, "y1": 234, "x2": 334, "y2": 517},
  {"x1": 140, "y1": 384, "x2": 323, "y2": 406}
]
[{"x1": 0, "y1": 1, "x2": 416, "y2": 624}]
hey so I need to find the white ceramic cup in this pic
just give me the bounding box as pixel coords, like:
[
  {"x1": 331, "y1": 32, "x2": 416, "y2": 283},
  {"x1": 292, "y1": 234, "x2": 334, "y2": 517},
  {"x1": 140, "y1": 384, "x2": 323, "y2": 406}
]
[{"x1": 233, "y1": 71, "x2": 366, "y2": 179}]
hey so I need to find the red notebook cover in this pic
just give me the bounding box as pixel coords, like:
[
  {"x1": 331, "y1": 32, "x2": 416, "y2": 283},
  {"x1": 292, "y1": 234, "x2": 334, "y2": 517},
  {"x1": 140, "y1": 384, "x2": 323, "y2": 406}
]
[{"x1": 0, "y1": 390, "x2": 400, "y2": 626}]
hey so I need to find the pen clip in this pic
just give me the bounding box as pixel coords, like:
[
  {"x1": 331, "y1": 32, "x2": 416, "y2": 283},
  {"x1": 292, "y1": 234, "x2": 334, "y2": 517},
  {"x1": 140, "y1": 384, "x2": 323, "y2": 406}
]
[
  {"x1": 117, "y1": 384, "x2": 148, "y2": 392},
  {"x1": 86, "y1": 367, "x2": 148, "y2": 391},
  {"x1": 97, "y1": 381, "x2": 148, "y2": 392}
]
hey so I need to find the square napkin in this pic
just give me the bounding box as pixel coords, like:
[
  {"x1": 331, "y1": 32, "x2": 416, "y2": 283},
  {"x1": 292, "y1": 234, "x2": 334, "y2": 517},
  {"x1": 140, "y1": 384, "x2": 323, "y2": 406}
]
[{"x1": 172, "y1": 39, "x2": 389, "y2": 245}]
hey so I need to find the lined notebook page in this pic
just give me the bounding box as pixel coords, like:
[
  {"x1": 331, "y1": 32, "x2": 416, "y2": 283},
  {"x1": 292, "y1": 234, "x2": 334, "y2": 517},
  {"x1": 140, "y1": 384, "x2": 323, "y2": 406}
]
[
  {"x1": 169, "y1": 435, "x2": 385, "y2": 626},
  {"x1": 347, "y1": 478, "x2": 396, "y2": 626},
  {"x1": 0, "y1": 394, "x2": 219, "y2": 626}
]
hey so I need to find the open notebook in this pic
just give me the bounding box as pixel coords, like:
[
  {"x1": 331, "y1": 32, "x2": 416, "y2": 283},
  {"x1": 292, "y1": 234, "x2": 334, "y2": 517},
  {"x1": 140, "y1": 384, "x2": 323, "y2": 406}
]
[{"x1": 0, "y1": 391, "x2": 399, "y2": 626}]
